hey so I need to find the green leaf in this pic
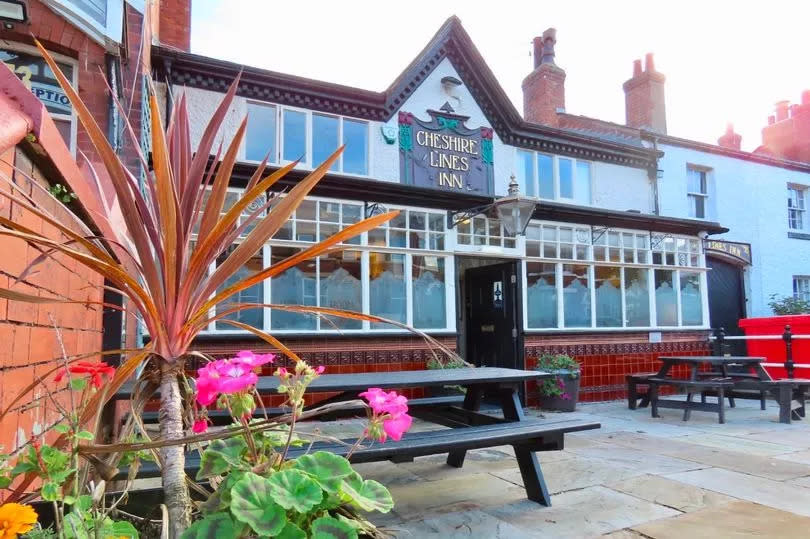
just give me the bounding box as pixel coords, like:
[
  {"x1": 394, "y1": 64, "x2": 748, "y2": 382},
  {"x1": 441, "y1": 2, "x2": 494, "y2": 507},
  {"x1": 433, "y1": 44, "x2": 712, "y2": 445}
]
[
  {"x1": 230, "y1": 472, "x2": 287, "y2": 536},
  {"x1": 53, "y1": 424, "x2": 70, "y2": 434},
  {"x1": 340, "y1": 473, "x2": 394, "y2": 513},
  {"x1": 75, "y1": 430, "x2": 95, "y2": 441},
  {"x1": 200, "y1": 471, "x2": 245, "y2": 514},
  {"x1": 101, "y1": 520, "x2": 139, "y2": 538},
  {"x1": 11, "y1": 460, "x2": 37, "y2": 476},
  {"x1": 63, "y1": 512, "x2": 90, "y2": 539},
  {"x1": 291, "y1": 451, "x2": 353, "y2": 494},
  {"x1": 196, "y1": 437, "x2": 247, "y2": 479},
  {"x1": 70, "y1": 377, "x2": 88, "y2": 391},
  {"x1": 75, "y1": 495, "x2": 93, "y2": 511},
  {"x1": 41, "y1": 480, "x2": 61, "y2": 501},
  {"x1": 180, "y1": 513, "x2": 235, "y2": 539},
  {"x1": 0, "y1": 476, "x2": 10, "y2": 488},
  {"x1": 277, "y1": 522, "x2": 307, "y2": 539},
  {"x1": 267, "y1": 469, "x2": 323, "y2": 513},
  {"x1": 311, "y1": 515, "x2": 359, "y2": 539}
]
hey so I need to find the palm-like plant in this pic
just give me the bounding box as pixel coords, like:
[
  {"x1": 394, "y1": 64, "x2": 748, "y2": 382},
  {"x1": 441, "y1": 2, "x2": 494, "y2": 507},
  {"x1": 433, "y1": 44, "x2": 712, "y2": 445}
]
[{"x1": 0, "y1": 41, "x2": 451, "y2": 536}]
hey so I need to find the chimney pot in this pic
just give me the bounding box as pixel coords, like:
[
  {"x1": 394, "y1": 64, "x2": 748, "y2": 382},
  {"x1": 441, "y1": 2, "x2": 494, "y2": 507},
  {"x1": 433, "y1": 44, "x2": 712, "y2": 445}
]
[
  {"x1": 802, "y1": 90, "x2": 810, "y2": 106},
  {"x1": 645, "y1": 53, "x2": 655, "y2": 72},
  {"x1": 633, "y1": 59, "x2": 642, "y2": 77},
  {"x1": 768, "y1": 115, "x2": 775, "y2": 125},
  {"x1": 790, "y1": 104, "x2": 800, "y2": 118},
  {"x1": 522, "y1": 28, "x2": 565, "y2": 126},
  {"x1": 775, "y1": 100, "x2": 790, "y2": 122},
  {"x1": 717, "y1": 122, "x2": 741, "y2": 150}
]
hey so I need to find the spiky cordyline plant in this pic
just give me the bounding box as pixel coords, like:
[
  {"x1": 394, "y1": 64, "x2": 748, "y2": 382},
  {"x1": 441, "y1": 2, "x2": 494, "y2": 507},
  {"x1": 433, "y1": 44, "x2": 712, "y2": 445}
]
[{"x1": 0, "y1": 41, "x2": 456, "y2": 536}]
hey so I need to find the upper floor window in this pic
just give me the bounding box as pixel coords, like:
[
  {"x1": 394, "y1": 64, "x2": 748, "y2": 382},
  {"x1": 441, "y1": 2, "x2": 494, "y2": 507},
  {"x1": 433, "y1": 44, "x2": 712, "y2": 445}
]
[
  {"x1": 46, "y1": 1, "x2": 123, "y2": 44},
  {"x1": 246, "y1": 102, "x2": 369, "y2": 176},
  {"x1": 687, "y1": 167, "x2": 709, "y2": 219},
  {"x1": 794, "y1": 276, "x2": 810, "y2": 302},
  {"x1": 788, "y1": 186, "x2": 806, "y2": 230},
  {"x1": 514, "y1": 150, "x2": 591, "y2": 205}
]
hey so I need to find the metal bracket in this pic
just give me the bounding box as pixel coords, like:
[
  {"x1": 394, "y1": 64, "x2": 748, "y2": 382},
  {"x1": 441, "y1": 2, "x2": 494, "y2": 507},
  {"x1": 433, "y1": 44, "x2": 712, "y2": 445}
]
[
  {"x1": 650, "y1": 232, "x2": 672, "y2": 250},
  {"x1": 446, "y1": 202, "x2": 496, "y2": 229},
  {"x1": 591, "y1": 226, "x2": 609, "y2": 244},
  {"x1": 365, "y1": 201, "x2": 388, "y2": 219}
]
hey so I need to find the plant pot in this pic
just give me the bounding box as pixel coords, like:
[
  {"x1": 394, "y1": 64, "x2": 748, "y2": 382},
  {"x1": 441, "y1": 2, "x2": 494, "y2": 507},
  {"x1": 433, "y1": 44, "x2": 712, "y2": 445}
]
[{"x1": 537, "y1": 370, "x2": 580, "y2": 412}]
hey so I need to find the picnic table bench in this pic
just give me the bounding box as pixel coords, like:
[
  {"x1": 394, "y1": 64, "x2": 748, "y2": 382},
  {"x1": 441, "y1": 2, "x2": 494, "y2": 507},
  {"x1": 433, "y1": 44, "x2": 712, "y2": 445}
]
[{"x1": 116, "y1": 367, "x2": 600, "y2": 506}]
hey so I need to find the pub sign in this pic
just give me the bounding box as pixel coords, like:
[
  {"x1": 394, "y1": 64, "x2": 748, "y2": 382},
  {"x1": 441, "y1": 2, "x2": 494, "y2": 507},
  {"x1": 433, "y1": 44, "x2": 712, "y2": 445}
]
[
  {"x1": 703, "y1": 239, "x2": 752, "y2": 265},
  {"x1": 399, "y1": 110, "x2": 494, "y2": 195}
]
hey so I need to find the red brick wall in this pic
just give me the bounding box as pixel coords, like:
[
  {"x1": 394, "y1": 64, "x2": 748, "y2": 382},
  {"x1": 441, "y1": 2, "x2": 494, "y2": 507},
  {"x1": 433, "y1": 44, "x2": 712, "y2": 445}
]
[
  {"x1": 159, "y1": 0, "x2": 191, "y2": 51},
  {"x1": 522, "y1": 64, "x2": 565, "y2": 127},
  {"x1": 0, "y1": 0, "x2": 110, "y2": 166},
  {"x1": 622, "y1": 56, "x2": 667, "y2": 133},
  {"x1": 0, "y1": 147, "x2": 104, "y2": 454},
  {"x1": 760, "y1": 92, "x2": 810, "y2": 163}
]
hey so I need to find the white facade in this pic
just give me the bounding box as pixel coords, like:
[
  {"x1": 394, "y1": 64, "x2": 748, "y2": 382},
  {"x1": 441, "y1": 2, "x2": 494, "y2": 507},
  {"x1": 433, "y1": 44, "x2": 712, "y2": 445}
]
[{"x1": 657, "y1": 142, "x2": 810, "y2": 316}]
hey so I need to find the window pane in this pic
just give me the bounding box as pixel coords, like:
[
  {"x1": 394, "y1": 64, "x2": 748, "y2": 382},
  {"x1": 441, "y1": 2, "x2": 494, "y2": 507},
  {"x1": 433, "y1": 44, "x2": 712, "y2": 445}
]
[
  {"x1": 680, "y1": 271, "x2": 703, "y2": 326},
  {"x1": 537, "y1": 154, "x2": 554, "y2": 199},
  {"x1": 527, "y1": 262, "x2": 557, "y2": 328},
  {"x1": 624, "y1": 268, "x2": 650, "y2": 327},
  {"x1": 515, "y1": 150, "x2": 535, "y2": 197},
  {"x1": 215, "y1": 249, "x2": 263, "y2": 330},
  {"x1": 312, "y1": 114, "x2": 339, "y2": 170},
  {"x1": 53, "y1": 118, "x2": 72, "y2": 149},
  {"x1": 563, "y1": 264, "x2": 590, "y2": 327},
  {"x1": 574, "y1": 161, "x2": 591, "y2": 204},
  {"x1": 412, "y1": 256, "x2": 446, "y2": 329},
  {"x1": 369, "y1": 252, "x2": 406, "y2": 327},
  {"x1": 319, "y1": 251, "x2": 362, "y2": 329},
  {"x1": 655, "y1": 270, "x2": 677, "y2": 326},
  {"x1": 559, "y1": 158, "x2": 573, "y2": 199},
  {"x1": 595, "y1": 266, "x2": 621, "y2": 327},
  {"x1": 246, "y1": 103, "x2": 276, "y2": 162},
  {"x1": 689, "y1": 194, "x2": 705, "y2": 219},
  {"x1": 343, "y1": 119, "x2": 368, "y2": 175},
  {"x1": 282, "y1": 109, "x2": 307, "y2": 162},
  {"x1": 271, "y1": 246, "x2": 316, "y2": 330}
]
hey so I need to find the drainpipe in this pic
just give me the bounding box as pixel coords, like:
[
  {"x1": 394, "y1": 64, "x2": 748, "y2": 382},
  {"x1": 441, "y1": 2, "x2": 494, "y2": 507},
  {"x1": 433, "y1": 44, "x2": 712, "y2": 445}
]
[{"x1": 642, "y1": 130, "x2": 662, "y2": 215}]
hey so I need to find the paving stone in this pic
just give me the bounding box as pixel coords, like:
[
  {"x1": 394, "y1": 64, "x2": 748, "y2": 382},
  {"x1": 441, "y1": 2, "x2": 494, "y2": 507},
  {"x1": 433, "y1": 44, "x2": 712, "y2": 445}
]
[
  {"x1": 741, "y1": 429, "x2": 810, "y2": 449},
  {"x1": 591, "y1": 431, "x2": 810, "y2": 481},
  {"x1": 388, "y1": 508, "x2": 537, "y2": 538},
  {"x1": 675, "y1": 432, "x2": 797, "y2": 456},
  {"x1": 600, "y1": 530, "x2": 648, "y2": 538},
  {"x1": 491, "y1": 455, "x2": 645, "y2": 494},
  {"x1": 485, "y1": 485, "x2": 679, "y2": 538},
  {"x1": 606, "y1": 474, "x2": 736, "y2": 512},
  {"x1": 775, "y1": 449, "x2": 810, "y2": 466},
  {"x1": 352, "y1": 461, "x2": 423, "y2": 486},
  {"x1": 665, "y1": 467, "x2": 810, "y2": 517},
  {"x1": 788, "y1": 475, "x2": 810, "y2": 489},
  {"x1": 566, "y1": 445, "x2": 706, "y2": 475},
  {"x1": 384, "y1": 472, "x2": 527, "y2": 521},
  {"x1": 631, "y1": 500, "x2": 810, "y2": 539}
]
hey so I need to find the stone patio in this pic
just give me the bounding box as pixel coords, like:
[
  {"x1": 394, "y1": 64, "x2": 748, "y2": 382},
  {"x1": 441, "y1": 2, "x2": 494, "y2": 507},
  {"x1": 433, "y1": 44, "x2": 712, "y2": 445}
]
[{"x1": 341, "y1": 397, "x2": 810, "y2": 537}]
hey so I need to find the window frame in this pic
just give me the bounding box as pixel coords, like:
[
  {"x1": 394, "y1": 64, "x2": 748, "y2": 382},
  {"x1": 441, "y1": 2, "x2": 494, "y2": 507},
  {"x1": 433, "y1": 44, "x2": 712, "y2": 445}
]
[
  {"x1": 0, "y1": 42, "x2": 78, "y2": 154},
  {"x1": 788, "y1": 185, "x2": 807, "y2": 231},
  {"x1": 44, "y1": 0, "x2": 124, "y2": 46},
  {"x1": 244, "y1": 100, "x2": 372, "y2": 178},
  {"x1": 686, "y1": 166, "x2": 710, "y2": 220},
  {"x1": 794, "y1": 276, "x2": 810, "y2": 303},
  {"x1": 513, "y1": 148, "x2": 592, "y2": 205}
]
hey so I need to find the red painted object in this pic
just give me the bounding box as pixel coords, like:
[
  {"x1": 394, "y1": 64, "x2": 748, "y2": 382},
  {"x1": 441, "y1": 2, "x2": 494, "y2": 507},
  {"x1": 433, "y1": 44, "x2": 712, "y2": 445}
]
[{"x1": 739, "y1": 315, "x2": 810, "y2": 379}]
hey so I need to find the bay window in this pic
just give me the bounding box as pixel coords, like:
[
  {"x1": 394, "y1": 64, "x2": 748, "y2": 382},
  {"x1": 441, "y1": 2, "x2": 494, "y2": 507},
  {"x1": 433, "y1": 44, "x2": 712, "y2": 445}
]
[{"x1": 246, "y1": 102, "x2": 369, "y2": 176}]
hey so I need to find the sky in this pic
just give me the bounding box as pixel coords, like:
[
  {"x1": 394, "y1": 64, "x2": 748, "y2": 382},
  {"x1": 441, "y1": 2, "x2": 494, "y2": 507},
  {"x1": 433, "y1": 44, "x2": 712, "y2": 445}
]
[{"x1": 191, "y1": 0, "x2": 808, "y2": 152}]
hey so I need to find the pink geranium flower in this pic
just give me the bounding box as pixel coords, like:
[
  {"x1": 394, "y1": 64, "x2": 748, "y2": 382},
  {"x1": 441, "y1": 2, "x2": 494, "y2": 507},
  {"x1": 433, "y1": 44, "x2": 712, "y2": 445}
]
[
  {"x1": 360, "y1": 388, "x2": 413, "y2": 443},
  {"x1": 382, "y1": 412, "x2": 413, "y2": 442},
  {"x1": 234, "y1": 350, "x2": 275, "y2": 369},
  {"x1": 192, "y1": 419, "x2": 209, "y2": 433},
  {"x1": 194, "y1": 356, "x2": 261, "y2": 407}
]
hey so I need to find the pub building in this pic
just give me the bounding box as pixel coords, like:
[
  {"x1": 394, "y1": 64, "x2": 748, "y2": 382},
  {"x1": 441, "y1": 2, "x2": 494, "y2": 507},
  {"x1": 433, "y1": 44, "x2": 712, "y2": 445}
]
[{"x1": 151, "y1": 17, "x2": 725, "y2": 404}]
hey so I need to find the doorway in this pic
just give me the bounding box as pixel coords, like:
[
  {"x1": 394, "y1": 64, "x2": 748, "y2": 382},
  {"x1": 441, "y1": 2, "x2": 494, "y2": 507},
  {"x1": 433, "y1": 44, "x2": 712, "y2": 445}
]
[
  {"x1": 461, "y1": 260, "x2": 523, "y2": 370},
  {"x1": 707, "y1": 256, "x2": 748, "y2": 355}
]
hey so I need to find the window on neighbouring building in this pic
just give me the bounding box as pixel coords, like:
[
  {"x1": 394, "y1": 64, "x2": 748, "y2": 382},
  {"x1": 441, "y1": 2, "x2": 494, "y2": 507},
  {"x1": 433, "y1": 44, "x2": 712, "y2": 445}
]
[
  {"x1": 687, "y1": 167, "x2": 709, "y2": 219},
  {"x1": 246, "y1": 102, "x2": 370, "y2": 175},
  {"x1": 795, "y1": 276, "x2": 810, "y2": 302},
  {"x1": 513, "y1": 150, "x2": 591, "y2": 204},
  {"x1": 788, "y1": 186, "x2": 806, "y2": 230}
]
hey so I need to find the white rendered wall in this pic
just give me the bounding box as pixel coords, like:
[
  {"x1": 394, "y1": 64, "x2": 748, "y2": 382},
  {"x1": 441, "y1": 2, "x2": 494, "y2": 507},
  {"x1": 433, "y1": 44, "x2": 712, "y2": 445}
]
[{"x1": 658, "y1": 143, "x2": 810, "y2": 316}]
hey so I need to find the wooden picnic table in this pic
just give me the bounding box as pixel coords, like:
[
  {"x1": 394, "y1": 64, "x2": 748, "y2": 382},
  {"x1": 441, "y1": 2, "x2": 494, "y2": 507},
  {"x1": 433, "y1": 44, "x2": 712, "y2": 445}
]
[
  {"x1": 655, "y1": 355, "x2": 769, "y2": 381},
  {"x1": 115, "y1": 367, "x2": 601, "y2": 506}
]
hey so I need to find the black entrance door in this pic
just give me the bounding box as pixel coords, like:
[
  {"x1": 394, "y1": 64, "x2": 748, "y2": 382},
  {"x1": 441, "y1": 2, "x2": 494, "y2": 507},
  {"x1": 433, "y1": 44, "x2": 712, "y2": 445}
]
[
  {"x1": 707, "y1": 256, "x2": 747, "y2": 355},
  {"x1": 464, "y1": 262, "x2": 522, "y2": 370}
]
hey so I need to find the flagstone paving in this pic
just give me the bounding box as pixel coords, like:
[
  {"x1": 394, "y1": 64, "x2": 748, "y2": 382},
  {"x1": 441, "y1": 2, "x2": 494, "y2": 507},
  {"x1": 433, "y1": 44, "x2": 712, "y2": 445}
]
[{"x1": 350, "y1": 397, "x2": 810, "y2": 537}]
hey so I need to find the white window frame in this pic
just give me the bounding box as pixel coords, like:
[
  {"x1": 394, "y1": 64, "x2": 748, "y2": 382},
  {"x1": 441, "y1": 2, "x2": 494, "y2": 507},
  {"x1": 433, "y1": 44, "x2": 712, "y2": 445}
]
[
  {"x1": 44, "y1": 1, "x2": 124, "y2": 47},
  {"x1": 245, "y1": 100, "x2": 372, "y2": 178},
  {"x1": 513, "y1": 148, "x2": 592, "y2": 205},
  {"x1": 788, "y1": 185, "x2": 806, "y2": 231},
  {"x1": 794, "y1": 276, "x2": 810, "y2": 302},
  {"x1": 198, "y1": 194, "x2": 456, "y2": 336},
  {"x1": 0, "y1": 42, "x2": 78, "y2": 155},
  {"x1": 687, "y1": 166, "x2": 710, "y2": 219}
]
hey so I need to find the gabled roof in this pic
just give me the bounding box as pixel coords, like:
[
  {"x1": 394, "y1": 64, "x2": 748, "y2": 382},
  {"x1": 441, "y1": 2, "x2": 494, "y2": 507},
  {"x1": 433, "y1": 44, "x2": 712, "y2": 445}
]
[{"x1": 152, "y1": 16, "x2": 658, "y2": 171}]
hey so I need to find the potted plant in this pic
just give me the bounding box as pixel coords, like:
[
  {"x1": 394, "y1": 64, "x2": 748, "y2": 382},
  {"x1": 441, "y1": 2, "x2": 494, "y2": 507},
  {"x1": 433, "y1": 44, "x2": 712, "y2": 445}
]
[
  {"x1": 426, "y1": 356, "x2": 469, "y2": 397},
  {"x1": 534, "y1": 354, "x2": 581, "y2": 412}
]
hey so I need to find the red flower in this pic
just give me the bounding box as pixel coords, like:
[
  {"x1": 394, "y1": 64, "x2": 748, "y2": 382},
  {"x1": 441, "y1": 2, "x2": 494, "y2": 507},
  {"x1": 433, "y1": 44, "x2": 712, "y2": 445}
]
[{"x1": 54, "y1": 361, "x2": 116, "y2": 389}]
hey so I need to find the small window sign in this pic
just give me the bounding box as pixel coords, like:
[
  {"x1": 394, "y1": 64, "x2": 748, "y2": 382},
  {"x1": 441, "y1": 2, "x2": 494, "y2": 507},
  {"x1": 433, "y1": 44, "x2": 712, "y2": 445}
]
[
  {"x1": 493, "y1": 281, "x2": 503, "y2": 309},
  {"x1": 648, "y1": 331, "x2": 662, "y2": 343}
]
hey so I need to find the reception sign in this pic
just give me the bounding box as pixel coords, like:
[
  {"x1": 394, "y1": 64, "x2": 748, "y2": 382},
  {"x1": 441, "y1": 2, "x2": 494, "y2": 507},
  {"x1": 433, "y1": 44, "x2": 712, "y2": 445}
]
[
  {"x1": 399, "y1": 110, "x2": 494, "y2": 195},
  {"x1": 1, "y1": 49, "x2": 74, "y2": 116}
]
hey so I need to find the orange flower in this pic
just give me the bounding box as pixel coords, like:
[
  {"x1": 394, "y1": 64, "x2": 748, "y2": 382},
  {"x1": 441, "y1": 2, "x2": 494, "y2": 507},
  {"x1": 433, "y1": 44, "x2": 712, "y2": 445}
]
[{"x1": 0, "y1": 503, "x2": 37, "y2": 538}]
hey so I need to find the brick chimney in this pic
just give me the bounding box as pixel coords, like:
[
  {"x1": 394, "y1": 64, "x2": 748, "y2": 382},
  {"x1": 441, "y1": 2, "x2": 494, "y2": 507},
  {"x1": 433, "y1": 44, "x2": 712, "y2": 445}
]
[
  {"x1": 158, "y1": 0, "x2": 191, "y2": 51},
  {"x1": 760, "y1": 91, "x2": 810, "y2": 162},
  {"x1": 623, "y1": 53, "x2": 667, "y2": 133},
  {"x1": 522, "y1": 28, "x2": 565, "y2": 127},
  {"x1": 717, "y1": 123, "x2": 742, "y2": 150}
]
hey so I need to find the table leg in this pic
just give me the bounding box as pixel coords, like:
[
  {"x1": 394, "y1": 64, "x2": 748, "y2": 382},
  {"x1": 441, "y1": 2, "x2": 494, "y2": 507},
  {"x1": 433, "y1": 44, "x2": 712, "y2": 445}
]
[
  {"x1": 777, "y1": 384, "x2": 792, "y2": 424},
  {"x1": 446, "y1": 385, "x2": 484, "y2": 468},
  {"x1": 499, "y1": 387, "x2": 551, "y2": 506}
]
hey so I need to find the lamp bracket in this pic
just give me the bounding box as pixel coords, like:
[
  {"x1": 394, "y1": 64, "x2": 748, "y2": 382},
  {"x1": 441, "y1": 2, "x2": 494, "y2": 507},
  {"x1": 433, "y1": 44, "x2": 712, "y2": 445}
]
[
  {"x1": 364, "y1": 201, "x2": 388, "y2": 219},
  {"x1": 446, "y1": 203, "x2": 496, "y2": 229},
  {"x1": 591, "y1": 226, "x2": 609, "y2": 244},
  {"x1": 650, "y1": 232, "x2": 672, "y2": 250}
]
